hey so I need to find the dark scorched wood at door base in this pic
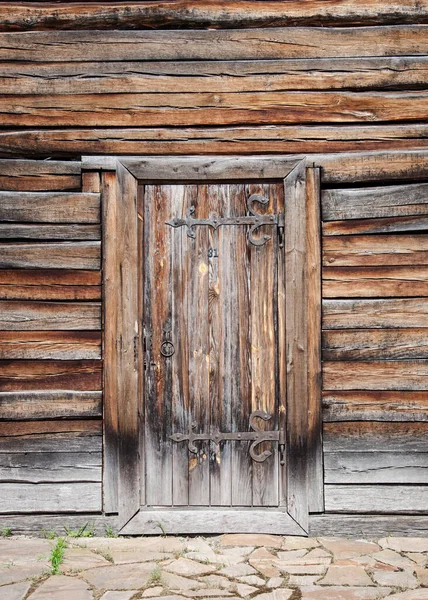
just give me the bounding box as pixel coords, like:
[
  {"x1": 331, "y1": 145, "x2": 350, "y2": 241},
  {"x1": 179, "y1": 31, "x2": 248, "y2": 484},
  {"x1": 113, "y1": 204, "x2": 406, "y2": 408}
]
[{"x1": 0, "y1": 0, "x2": 427, "y2": 534}]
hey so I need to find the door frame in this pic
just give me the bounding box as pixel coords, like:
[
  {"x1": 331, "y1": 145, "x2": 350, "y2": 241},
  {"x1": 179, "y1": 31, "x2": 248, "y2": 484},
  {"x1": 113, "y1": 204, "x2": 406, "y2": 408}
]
[{"x1": 96, "y1": 155, "x2": 323, "y2": 534}]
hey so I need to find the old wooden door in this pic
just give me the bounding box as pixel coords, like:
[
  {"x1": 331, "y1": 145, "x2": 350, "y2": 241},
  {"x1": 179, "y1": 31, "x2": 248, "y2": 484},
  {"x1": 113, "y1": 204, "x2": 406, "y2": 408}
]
[{"x1": 103, "y1": 156, "x2": 321, "y2": 534}]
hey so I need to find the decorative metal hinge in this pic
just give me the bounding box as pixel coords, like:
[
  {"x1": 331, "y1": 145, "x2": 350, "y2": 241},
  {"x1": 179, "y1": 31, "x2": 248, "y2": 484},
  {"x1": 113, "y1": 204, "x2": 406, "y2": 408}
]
[
  {"x1": 166, "y1": 194, "x2": 285, "y2": 247},
  {"x1": 170, "y1": 410, "x2": 286, "y2": 464}
]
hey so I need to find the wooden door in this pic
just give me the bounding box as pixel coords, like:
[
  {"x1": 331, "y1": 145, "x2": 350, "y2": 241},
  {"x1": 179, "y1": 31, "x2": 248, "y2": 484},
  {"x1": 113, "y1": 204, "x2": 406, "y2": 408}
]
[{"x1": 104, "y1": 156, "x2": 321, "y2": 534}]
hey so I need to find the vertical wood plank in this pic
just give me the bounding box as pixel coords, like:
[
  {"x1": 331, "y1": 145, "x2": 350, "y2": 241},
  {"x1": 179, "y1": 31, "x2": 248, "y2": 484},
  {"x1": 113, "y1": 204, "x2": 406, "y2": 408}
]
[
  {"x1": 209, "y1": 184, "x2": 232, "y2": 506},
  {"x1": 250, "y1": 182, "x2": 279, "y2": 507},
  {"x1": 144, "y1": 185, "x2": 173, "y2": 506},
  {"x1": 188, "y1": 185, "x2": 210, "y2": 506},
  {"x1": 284, "y1": 160, "x2": 309, "y2": 532},
  {"x1": 171, "y1": 185, "x2": 190, "y2": 506},
  {"x1": 231, "y1": 184, "x2": 252, "y2": 507},
  {"x1": 82, "y1": 171, "x2": 101, "y2": 194},
  {"x1": 102, "y1": 170, "x2": 118, "y2": 513},
  {"x1": 116, "y1": 162, "x2": 140, "y2": 528},
  {"x1": 306, "y1": 166, "x2": 324, "y2": 513}
]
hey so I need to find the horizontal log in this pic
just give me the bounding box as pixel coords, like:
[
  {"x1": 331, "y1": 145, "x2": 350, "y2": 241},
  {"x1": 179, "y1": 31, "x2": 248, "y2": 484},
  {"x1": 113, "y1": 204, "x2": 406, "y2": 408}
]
[
  {"x1": 2, "y1": 57, "x2": 428, "y2": 95},
  {"x1": 0, "y1": 301, "x2": 100, "y2": 330},
  {"x1": 323, "y1": 215, "x2": 428, "y2": 236},
  {"x1": 323, "y1": 298, "x2": 428, "y2": 329},
  {"x1": 0, "y1": 242, "x2": 101, "y2": 270},
  {"x1": 0, "y1": 482, "x2": 101, "y2": 513},
  {"x1": 0, "y1": 224, "x2": 100, "y2": 241},
  {"x1": 323, "y1": 360, "x2": 428, "y2": 390},
  {"x1": 0, "y1": 360, "x2": 102, "y2": 391},
  {"x1": 0, "y1": 452, "x2": 102, "y2": 483},
  {"x1": 309, "y1": 514, "x2": 428, "y2": 537},
  {"x1": 324, "y1": 421, "x2": 428, "y2": 452},
  {"x1": 323, "y1": 328, "x2": 428, "y2": 360},
  {"x1": 322, "y1": 182, "x2": 428, "y2": 221},
  {"x1": 1, "y1": 1, "x2": 428, "y2": 30},
  {"x1": 2, "y1": 125, "x2": 428, "y2": 159},
  {"x1": 0, "y1": 513, "x2": 118, "y2": 535},
  {"x1": 0, "y1": 270, "x2": 101, "y2": 301},
  {"x1": 2, "y1": 91, "x2": 428, "y2": 127},
  {"x1": 0, "y1": 27, "x2": 426, "y2": 62},
  {"x1": 323, "y1": 234, "x2": 428, "y2": 267},
  {"x1": 86, "y1": 150, "x2": 428, "y2": 184},
  {"x1": 325, "y1": 485, "x2": 428, "y2": 513},
  {"x1": 0, "y1": 159, "x2": 81, "y2": 191},
  {"x1": 0, "y1": 420, "x2": 102, "y2": 453},
  {"x1": 0, "y1": 192, "x2": 100, "y2": 223},
  {"x1": 0, "y1": 331, "x2": 101, "y2": 360},
  {"x1": 325, "y1": 452, "x2": 428, "y2": 484},
  {"x1": 323, "y1": 266, "x2": 428, "y2": 297},
  {"x1": 0, "y1": 390, "x2": 102, "y2": 420},
  {"x1": 323, "y1": 390, "x2": 428, "y2": 421}
]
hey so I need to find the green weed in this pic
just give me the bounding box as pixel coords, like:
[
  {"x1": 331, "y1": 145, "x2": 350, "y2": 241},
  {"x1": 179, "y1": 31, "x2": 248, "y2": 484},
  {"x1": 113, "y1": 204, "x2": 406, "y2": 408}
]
[
  {"x1": 50, "y1": 537, "x2": 67, "y2": 574},
  {"x1": 0, "y1": 527, "x2": 12, "y2": 537},
  {"x1": 63, "y1": 522, "x2": 94, "y2": 538},
  {"x1": 104, "y1": 524, "x2": 118, "y2": 538}
]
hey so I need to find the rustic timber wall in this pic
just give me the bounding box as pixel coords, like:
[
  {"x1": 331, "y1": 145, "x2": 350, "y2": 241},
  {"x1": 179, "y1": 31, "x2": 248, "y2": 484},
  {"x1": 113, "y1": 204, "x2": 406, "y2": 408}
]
[{"x1": 0, "y1": 1, "x2": 428, "y2": 534}]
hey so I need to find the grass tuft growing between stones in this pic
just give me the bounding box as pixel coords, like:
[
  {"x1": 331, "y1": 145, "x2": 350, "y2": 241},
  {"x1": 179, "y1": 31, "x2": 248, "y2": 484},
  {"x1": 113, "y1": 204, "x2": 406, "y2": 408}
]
[
  {"x1": 0, "y1": 527, "x2": 12, "y2": 537},
  {"x1": 50, "y1": 537, "x2": 67, "y2": 575},
  {"x1": 63, "y1": 522, "x2": 95, "y2": 538}
]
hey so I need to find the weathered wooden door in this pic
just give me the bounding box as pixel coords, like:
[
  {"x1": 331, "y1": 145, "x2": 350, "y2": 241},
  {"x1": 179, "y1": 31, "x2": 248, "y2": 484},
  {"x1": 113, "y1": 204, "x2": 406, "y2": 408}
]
[{"x1": 103, "y1": 156, "x2": 321, "y2": 534}]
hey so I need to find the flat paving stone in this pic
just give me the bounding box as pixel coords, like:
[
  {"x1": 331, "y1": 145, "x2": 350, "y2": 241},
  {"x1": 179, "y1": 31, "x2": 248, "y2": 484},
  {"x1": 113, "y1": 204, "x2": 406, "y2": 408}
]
[
  {"x1": 415, "y1": 567, "x2": 428, "y2": 585},
  {"x1": 372, "y1": 549, "x2": 416, "y2": 570},
  {"x1": 161, "y1": 571, "x2": 203, "y2": 591},
  {"x1": 318, "y1": 539, "x2": 380, "y2": 560},
  {"x1": 318, "y1": 565, "x2": 374, "y2": 586},
  {"x1": 379, "y1": 538, "x2": 428, "y2": 553},
  {"x1": 81, "y1": 562, "x2": 155, "y2": 590},
  {"x1": 372, "y1": 570, "x2": 419, "y2": 589},
  {"x1": 220, "y1": 535, "x2": 283, "y2": 549},
  {"x1": 0, "y1": 581, "x2": 31, "y2": 600},
  {"x1": 282, "y1": 537, "x2": 320, "y2": 551},
  {"x1": 300, "y1": 586, "x2": 392, "y2": 599},
  {"x1": 386, "y1": 592, "x2": 428, "y2": 600},
  {"x1": 253, "y1": 591, "x2": 294, "y2": 600},
  {"x1": 142, "y1": 587, "x2": 164, "y2": 597},
  {"x1": 164, "y1": 557, "x2": 217, "y2": 576},
  {"x1": 60, "y1": 547, "x2": 112, "y2": 572},
  {"x1": 235, "y1": 583, "x2": 259, "y2": 597},
  {"x1": 29, "y1": 575, "x2": 93, "y2": 599},
  {"x1": 100, "y1": 592, "x2": 139, "y2": 600},
  {"x1": 0, "y1": 563, "x2": 48, "y2": 586}
]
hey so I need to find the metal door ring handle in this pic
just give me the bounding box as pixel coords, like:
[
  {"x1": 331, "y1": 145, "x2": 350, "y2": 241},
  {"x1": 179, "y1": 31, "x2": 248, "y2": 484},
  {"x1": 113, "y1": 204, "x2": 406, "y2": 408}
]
[{"x1": 160, "y1": 341, "x2": 175, "y2": 357}]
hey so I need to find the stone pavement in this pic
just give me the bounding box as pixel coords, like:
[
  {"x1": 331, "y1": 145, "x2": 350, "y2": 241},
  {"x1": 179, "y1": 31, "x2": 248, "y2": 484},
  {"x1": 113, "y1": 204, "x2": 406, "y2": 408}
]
[{"x1": 2, "y1": 534, "x2": 428, "y2": 600}]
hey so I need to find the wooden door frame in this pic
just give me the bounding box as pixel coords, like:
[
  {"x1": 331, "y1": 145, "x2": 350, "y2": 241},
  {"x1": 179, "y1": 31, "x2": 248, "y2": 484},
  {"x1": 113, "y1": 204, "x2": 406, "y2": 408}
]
[{"x1": 96, "y1": 155, "x2": 322, "y2": 534}]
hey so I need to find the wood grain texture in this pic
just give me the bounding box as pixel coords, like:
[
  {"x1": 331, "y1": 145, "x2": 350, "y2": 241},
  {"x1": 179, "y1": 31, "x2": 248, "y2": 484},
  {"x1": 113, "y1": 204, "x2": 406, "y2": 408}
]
[
  {"x1": 325, "y1": 452, "x2": 428, "y2": 484},
  {"x1": 323, "y1": 390, "x2": 428, "y2": 422},
  {"x1": 323, "y1": 329, "x2": 428, "y2": 361},
  {"x1": 323, "y1": 266, "x2": 428, "y2": 297},
  {"x1": 323, "y1": 215, "x2": 428, "y2": 236},
  {"x1": 324, "y1": 361, "x2": 428, "y2": 390},
  {"x1": 1, "y1": 1, "x2": 428, "y2": 30},
  {"x1": 2, "y1": 57, "x2": 428, "y2": 95},
  {"x1": 323, "y1": 298, "x2": 428, "y2": 329},
  {"x1": 322, "y1": 182, "x2": 428, "y2": 221},
  {"x1": 102, "y1": 171, "x2": 119, "y2": 514},
  {"x1": 0, "y1": 390, "x2": 102, "y2": 420},
  {"x1": 0, "y1": 27, "x2": 426, "y2": 62},
  {"x1": 0, "y1": 482, "x2": 102, "y2": 513},
  {"x1": 0, "y1": 192, "x2": 99, "y2": 223},
  {"x1": 0, "y1": 242, "x2": 100, "y2": 270},
  {"x1": 2, "y1": 91, "x2": 428, "y2": 127},
  {"x1": 0, "y1": 224, "x2": 100, "y2": 241},
  {"x1": 0, "y1": 420, "x2": 102, "y2": 453},
  {"x1": 0, "y1": 331, "x2": 101, "y2": 360},
  {"x1": 325, "y1": 485, "x2": 428, "y2": 513},
  {"x1": 324, "y1": 421, "x2": 428, "y2": 452},
  {"x1": 309, "y1": 514, "x2": 428, "y2": 537},
  {"x1": 306, "y1": 167, "x2": 323, "y2": 513},
  {"x1": 0, "y1": 270, "x2": 101, "y2": 301},
  {"x1": 0, "y1": 160, "x2": 81, "y2": 191},
  {"x1": 323, "y1": 235, "x2": 428, "y2": 267},
  {"x1": 115, "y1": 163, "x2": 140, "y2": 528},
  {"x1": 284, "y1": 161, "x2": 308, "y2": 531},
  {"x1": 0, "y1": 301, "x2": 100, "y2": 330},
  {"x1": 0, "y1": 360, "x2": 102, "y2": 391},
  {"x1": 0, "y1": 452, "x2": 101, "y2": 484},
  {"x1": 3, "y1": 125, "x2": 428, "y2": 158}
]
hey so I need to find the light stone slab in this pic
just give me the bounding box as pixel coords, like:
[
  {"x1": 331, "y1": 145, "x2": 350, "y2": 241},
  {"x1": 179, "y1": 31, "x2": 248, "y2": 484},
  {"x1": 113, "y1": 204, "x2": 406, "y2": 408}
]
[
  {"x1": 29, "y1": 575, "x2": 93, "y2": 600},
  {"x1": 372, "y1": 570, "x2": 419, "y2": 589},
  {"x1": 0, "y1": 581, "x2": 31, "y2": 600}
]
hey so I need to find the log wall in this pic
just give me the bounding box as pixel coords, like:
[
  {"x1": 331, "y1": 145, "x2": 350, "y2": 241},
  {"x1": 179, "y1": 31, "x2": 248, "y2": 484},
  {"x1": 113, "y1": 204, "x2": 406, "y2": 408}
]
[{"x1": 0, "y1": 1, "x2": 427, "y2": 531}]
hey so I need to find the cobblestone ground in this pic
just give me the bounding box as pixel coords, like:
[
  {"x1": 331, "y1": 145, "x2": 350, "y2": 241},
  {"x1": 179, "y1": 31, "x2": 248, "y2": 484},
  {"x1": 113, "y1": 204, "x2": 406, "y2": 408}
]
[{"x1": 2, "y1": 535, "x2": 428, "y2": 600}]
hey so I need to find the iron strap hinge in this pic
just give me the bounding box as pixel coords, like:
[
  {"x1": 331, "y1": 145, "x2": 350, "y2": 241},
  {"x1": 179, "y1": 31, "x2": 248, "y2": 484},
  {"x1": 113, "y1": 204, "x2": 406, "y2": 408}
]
[
  {"x1": 170, "y1": 410, "x2": 286, "y2": 465},
  {"x1": 166, "y1": 194, "x2": 285, "y2": 247}
]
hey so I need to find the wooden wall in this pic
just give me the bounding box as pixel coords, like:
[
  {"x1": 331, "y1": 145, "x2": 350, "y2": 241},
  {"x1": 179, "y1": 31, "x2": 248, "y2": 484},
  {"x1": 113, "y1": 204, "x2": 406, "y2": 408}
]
[
  {"x1": 0, "y1": 161, "x2": 103, "y2": 513},
  {"x1": 0, "y1": 1, "x2": 427, "y2": 530}
]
